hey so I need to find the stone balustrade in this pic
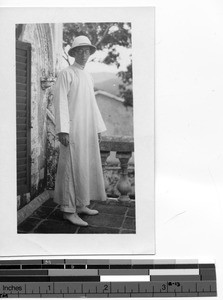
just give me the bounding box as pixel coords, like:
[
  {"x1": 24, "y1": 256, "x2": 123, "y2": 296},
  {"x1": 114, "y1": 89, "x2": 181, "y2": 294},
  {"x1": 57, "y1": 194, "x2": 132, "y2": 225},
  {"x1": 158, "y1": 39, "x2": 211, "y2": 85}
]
[
  {"x1": 45, "y1": 117, "x2": 135, "y2": 203},
  {"x1": 100, "y1": 136, "x2": 134, "y2": 203}
]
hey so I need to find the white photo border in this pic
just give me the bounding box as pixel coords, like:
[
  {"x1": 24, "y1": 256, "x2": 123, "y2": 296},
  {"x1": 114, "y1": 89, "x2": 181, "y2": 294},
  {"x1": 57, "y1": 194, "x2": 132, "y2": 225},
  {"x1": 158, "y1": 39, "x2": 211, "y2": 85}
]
[{"x1": 0, "y1": 7, "x2": 155, "y2": 256}]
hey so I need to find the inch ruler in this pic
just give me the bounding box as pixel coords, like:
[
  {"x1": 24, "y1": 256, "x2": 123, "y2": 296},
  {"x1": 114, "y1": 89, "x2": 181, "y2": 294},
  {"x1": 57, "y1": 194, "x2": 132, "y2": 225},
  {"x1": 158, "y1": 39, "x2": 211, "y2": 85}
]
[{"x1": 0, "y1": 259, "x2": 217, "y2": 298}]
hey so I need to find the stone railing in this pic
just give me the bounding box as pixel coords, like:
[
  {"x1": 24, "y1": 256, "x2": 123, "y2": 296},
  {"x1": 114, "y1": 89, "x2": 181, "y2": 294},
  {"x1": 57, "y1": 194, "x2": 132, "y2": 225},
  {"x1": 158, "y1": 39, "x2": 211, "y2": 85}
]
[
  {"x1": 100, "y1": 136, "x2": 134, "y2": 203},
  {"x1": 45, "y1": 113, "x2": 135, "y2": 203}
]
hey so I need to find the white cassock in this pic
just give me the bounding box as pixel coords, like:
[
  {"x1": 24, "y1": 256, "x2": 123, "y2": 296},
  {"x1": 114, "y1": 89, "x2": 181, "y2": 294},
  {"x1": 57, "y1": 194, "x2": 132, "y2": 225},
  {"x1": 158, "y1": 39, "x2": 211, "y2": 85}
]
[{"x1": 53, "y1": 62, "x2": 107, "y2": 213}]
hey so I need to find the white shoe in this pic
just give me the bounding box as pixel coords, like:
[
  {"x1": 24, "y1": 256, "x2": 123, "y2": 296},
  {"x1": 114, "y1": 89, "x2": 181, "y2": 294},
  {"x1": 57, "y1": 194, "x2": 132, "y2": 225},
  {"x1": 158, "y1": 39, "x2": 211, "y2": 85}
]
[
  {"x1": 63, "y1": 213, "x2": 88, "y2": 226},
  {"x1": 77, "y1": 206, "x2": 99, "y2": 216}
]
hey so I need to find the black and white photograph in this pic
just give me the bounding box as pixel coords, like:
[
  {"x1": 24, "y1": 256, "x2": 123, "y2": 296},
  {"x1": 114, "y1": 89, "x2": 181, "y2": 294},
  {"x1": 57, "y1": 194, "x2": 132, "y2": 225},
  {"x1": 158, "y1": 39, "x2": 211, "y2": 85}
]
[
  {"x1": 2, "y1": 2, "x2": 223, "y2": 297},
  {"x1": 0, "y1": 7, "x2": 155, "y2": 255},
  {"x1": 16, "y1": 22, "x2": 135, "y2": 234}
]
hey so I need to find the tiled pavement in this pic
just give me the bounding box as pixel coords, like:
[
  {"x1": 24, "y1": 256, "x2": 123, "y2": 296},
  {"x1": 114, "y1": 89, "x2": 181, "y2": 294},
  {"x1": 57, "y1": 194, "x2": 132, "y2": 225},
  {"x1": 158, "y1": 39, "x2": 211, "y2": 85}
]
[{"x1": 18, "y1": 198, "x2": 136, "y2": 234}]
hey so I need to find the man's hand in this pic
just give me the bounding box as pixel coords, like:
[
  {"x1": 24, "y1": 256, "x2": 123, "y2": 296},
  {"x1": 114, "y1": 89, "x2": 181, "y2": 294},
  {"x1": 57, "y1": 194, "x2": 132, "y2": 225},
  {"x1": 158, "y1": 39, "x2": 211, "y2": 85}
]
[{"x1": 58, "y1": 133, "x2": 69, "y2": 147}]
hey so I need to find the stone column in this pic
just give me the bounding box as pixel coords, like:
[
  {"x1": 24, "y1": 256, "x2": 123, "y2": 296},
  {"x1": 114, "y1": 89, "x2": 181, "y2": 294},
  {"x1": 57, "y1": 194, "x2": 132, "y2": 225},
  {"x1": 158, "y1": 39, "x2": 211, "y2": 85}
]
[
  {"x1": 116, "y1": 152, "x2": 132, "y2": 202},
  {"x1": 100, "y1": 151, "x2": 110, "y2": 190}
]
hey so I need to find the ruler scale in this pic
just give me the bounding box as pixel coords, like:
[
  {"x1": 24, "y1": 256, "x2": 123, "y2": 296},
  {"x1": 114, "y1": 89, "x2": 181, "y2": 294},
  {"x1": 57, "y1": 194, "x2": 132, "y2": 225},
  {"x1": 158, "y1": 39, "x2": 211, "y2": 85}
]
[{"x1": 0, "y1": 260, "x2": 217, "y2": 297}]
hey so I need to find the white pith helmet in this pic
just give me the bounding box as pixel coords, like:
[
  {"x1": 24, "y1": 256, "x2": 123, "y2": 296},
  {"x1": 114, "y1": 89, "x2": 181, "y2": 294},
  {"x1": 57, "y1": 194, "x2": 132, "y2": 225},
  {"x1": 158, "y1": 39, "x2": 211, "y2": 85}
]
[{"x1": 68, "y1": 35, "x2": 97, "y2": 57}]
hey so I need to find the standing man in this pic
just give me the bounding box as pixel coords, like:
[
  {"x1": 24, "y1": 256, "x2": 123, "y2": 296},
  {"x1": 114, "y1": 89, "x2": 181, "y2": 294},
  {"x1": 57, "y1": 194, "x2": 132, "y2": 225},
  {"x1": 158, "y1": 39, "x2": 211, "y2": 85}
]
[{"x1": 53, "y1": 36, "x2": 107, "y2": 226}]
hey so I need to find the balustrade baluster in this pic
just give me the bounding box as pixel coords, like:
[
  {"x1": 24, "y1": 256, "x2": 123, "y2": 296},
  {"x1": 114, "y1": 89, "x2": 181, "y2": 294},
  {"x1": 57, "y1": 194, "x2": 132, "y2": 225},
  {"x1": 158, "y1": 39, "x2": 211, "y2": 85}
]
[
  {"x1": 116, "y1": 152, "x2": 132, "y2": 202},
  {"x1": 100, "y1": 151, "x2": 111, "y2": 190}
]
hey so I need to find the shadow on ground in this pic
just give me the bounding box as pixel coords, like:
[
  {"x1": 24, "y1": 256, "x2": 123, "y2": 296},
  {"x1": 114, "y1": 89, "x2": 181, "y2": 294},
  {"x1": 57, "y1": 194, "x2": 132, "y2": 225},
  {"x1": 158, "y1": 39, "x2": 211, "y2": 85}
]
[{"x1": 18, "y1": 198, "x2": 136, "y2": 234}]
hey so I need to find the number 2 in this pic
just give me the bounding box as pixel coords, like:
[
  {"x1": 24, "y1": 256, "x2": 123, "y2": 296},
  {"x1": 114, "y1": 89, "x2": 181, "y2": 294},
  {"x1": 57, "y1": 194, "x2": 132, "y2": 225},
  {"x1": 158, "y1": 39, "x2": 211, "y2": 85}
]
[{"x1": 103, "y1": 285, "x2": 108, "y2": 292}]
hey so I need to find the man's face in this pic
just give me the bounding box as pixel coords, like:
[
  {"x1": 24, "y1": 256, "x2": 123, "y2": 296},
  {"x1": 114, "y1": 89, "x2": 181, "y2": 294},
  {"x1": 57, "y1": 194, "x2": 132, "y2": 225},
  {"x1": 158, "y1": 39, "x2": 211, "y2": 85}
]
[{"x1": 74, "y1": 46, "x2": 91, "y2": 66}]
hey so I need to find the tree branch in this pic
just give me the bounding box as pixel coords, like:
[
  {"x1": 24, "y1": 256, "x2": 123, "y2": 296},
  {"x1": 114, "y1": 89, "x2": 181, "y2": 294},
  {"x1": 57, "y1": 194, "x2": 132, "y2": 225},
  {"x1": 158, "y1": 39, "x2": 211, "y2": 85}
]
[
  {"x1": 95, "y1": 24, "x2": 114, "y2": 47},
  {"x1": 62, "y1": 47, "x2": 71, "y2": 66},
  {"x1": 62, "y1": 55, "x2": 70, "y2": 65}
]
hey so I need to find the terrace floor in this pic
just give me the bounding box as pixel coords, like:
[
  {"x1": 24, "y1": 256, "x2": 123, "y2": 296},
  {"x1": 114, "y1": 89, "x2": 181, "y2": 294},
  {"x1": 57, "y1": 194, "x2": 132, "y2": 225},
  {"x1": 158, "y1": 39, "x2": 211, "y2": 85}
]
[{"x1": 17, "y1": 198, "x2": 136, "y2": 234}]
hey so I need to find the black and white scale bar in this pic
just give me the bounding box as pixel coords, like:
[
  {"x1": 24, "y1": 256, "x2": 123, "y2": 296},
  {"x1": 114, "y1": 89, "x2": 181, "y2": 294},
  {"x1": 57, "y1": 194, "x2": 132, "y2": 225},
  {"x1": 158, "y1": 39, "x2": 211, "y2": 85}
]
[
  {"x1": 0, "y1": 259, "x2": 214, "y2": 267},
  {"x1": 0, "y1": 281, "x2": 217, "y2": 297},
  {"x1": 0, "y1": 260, "x2": 217, "y2": 297},
  {"x1": 0, "y1": 260, "x2": 215, "y2": 269},
  {"x1": 0, "y1": 268, "x2": 215, "y2": 280},
  {"x1": 0, "y1": 276, "x2": 101, "y2": 282},
  {"x1": 0, "y1": 292, "x2": 216, "y2": 298}
]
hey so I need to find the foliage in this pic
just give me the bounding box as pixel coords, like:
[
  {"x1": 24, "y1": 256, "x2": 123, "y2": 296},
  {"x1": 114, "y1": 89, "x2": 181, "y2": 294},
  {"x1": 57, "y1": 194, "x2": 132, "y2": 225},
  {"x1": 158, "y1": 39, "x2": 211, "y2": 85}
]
[
  {"x1": 118, "y1": 63, "x2": 133, "y2": 107},
  {"x1": 46, "y1": 133, "x2": 60, "y2": 189},
  {"x1": 63, "y1": 22, "x2": 133, "y2": 106}
]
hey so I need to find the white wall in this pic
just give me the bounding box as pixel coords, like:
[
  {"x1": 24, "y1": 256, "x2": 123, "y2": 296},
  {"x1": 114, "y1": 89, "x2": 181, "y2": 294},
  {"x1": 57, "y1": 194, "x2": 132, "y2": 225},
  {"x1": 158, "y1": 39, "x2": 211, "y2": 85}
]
[{"x1": 96, "y1": 93, "x2": 133, "y2": 137}]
